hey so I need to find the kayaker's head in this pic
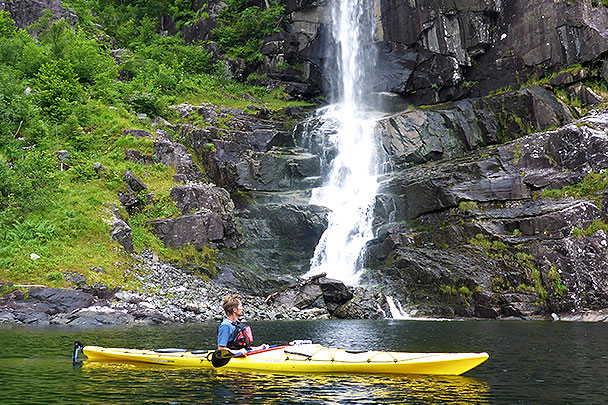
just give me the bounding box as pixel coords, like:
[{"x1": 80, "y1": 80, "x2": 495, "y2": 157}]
[{"x1": 222, "y1": 294, "x2": 243, "y2": 321}]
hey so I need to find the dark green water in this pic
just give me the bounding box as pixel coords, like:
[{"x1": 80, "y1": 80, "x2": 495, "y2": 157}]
[{"x1": 0, "y1": 320, "x2": 606, "y2": 404}]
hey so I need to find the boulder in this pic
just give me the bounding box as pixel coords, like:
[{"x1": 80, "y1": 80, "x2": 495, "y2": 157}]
[
  {"x1": 154, "y1": 138, "x2": 203, "y2": 182},
  {"x1": 150, "y1": 212, "x2": 237, "y2": 249},
  {"x1": 333, "y1": 287, "x2": 390, "y2": 319},
  {"x1": 25, "y1": 287, "x2": 95, "y2": 315},
  {"x1": 122, "y1": 170, "x2": 147, "y2": 192},
  {"x1": 265, "y1": 274, "x2": 325, "y2": 309},
  {"x1": 182, "y1": 18, "x2": 219, "y2": 44},
  {"x1": 265, "y1": 274, "x2": 355, "y2": 315},
  {"x1": 318, "y1": 277, "x2": 353, "y2": 313},
  {"x1": 118, "y1": 185, "x2": 142, "y2": 214},
  {"x1": 111, "y1": 218, "x2": 133, "y2": 253},
  {"x1": 123, "y1": 129, "x2": 152, "y2": 139},
  {"x1": 169, "y1": 183, "x2": 239, "y2": 244},
  {"x1": 125, "y1": 149, "x2": 153, "y2": 165}
]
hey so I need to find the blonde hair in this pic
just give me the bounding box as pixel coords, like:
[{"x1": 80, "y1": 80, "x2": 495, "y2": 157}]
[{"x1": 222, "y1": 294, "x2": 242, "y2": 316}]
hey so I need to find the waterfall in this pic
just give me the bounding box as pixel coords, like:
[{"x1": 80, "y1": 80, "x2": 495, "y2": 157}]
[
  {"x1": 305, "y1": 0, "x2": 380, "y2": 285},
  {"x1": 386, "y1": 296, "x2": 410, "y2": 320}
]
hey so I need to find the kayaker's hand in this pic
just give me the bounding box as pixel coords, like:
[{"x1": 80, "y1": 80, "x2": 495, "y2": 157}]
[
  {"x1": 233, "y1": 348, "x2": 247, "y2": 355},
  {"x1": 261, "y1": 343, "x2": 269, "y2": 349}
]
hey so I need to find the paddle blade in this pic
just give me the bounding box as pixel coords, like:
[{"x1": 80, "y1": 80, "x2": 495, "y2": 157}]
[{"x1": 211, "y1": 349, "x2": 234, "y2": 367}]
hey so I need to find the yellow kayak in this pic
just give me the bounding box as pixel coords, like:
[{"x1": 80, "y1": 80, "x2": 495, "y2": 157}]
[{"x1": 81, "y1": 343, "x2": 488, "y2": 376}]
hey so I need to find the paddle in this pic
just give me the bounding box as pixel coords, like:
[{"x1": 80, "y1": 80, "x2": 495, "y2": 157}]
[
  {"x1": 73, "y1": 341, "x2": 84, "y2": 363},
  {"x1": 210, "y1": 349, "x2": 235, "y2": 367}
]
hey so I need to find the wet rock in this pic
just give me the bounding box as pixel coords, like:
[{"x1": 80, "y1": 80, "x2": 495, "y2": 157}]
[
  {"x1": 368, "y1": 109, "x2": 608, "y2": 319},
  {"x1": 318, "y1": 277, "x2": 353, "y2": 314},
  {"x1": 560, "y1": 309, "x2": 608, "y2": 322},
  {"x1": 266, "y1": 281, "x2": 324, "y2": 310},
  {"x1": 290, "y1": 0, "x2": 608, "y2": 105},
  {"x1": 25, "y1": 288, "x2": 95, "y2": 315},
  {"x1": 333, "y1": 287, "x2": 389, "y2": 319}
]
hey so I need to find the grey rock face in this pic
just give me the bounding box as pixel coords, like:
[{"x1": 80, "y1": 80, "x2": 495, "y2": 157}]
[
  {"x1": 151, "y1": 212, "x2": 233, "y2": 249},
  {"x1": 4, "y1": 0, "x2": 77, "y2": 29},
  {"x1": 368, "y1": 109, "x2": 608, "y2": 319},
  {"x1": 154, "y1": 137, "x2": 203, "y2": 182},
  {"x1": 105, "y1": 203, "x2": 133, "y2": 253},
  {"x1": 376, "y1": 86, "x2": 573, "y2": 167},
  {"x1": 118, "y1": 185, "x2": 142, "y2": 214},
  {"x1": 287, "y1": 0, "x2": 608, "y2": 105},
  {"x1": 178, "y1": 105, "x2": 314, "y2": 191},
  {"x1": 150, "y1": 183, "x2": 240, "y2": 250}
]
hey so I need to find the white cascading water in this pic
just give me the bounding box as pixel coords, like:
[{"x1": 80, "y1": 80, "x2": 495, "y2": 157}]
[{"x1": 305, "y1": 0, "x2": 380, "y2": 285}]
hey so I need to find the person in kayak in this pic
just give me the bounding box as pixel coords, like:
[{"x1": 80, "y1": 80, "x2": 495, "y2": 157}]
[{"x1": 217, "y1": 294, "x2": 268, "y2": 354}]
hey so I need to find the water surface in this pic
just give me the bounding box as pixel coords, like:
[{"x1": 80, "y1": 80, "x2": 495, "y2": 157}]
[{"x1": 0, "y1": 320, "x2": 606, "y2": 403}]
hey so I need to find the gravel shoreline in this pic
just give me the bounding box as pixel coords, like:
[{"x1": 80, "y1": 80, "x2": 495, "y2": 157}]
[
  {"x1": 119, "y1": 250, "x2": 331, "y2": 323},
  {"x1": 0, "y1": 250, "x2": 330, "y2": 326}
]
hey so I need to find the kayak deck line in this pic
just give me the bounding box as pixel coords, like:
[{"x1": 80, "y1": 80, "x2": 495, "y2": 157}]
[
  {"x1": 284, "y1": 349, "x2": 464, "y2": 364},
  {"x1": 81, "y1": 343, "x2": 489, "y2": 376}
]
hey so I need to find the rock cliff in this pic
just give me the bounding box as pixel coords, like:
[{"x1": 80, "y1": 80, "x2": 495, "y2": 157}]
[
  {"x1": 286, "y1": 0, "x2": 608, "y2": 105},
  {"x1": 4, "y1": 0, "x2": 608, "y2": 323}
]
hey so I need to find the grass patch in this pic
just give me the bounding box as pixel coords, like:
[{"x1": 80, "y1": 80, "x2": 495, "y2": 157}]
[
  {"x1": 540, "y1": 170, "x2": 608, "y2": 201},
  {"x1": 458, "y1": 201, "x2": 479, "y2": 213}
]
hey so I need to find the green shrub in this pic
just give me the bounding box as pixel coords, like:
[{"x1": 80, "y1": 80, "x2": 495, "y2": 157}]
[
  {"x1": 0, "y1": 10, "x2": 16, "y2": 38},
  {"x1": 36, "y1": 59, "x2": 83, "y2": 120},
  {"x1": 68, "y1": 163, "x2": 97, "y2": 182},
  {"x1": 0, "y1": 150, "x2": 59, "y2": 214},
  {"x1": 6, "y1": 219, "x2": 58, "y2": 245},
  {"x1": 547, "y1": 266, "x2": 567, "y2": 298},
  {"x1": 458, "y1": 200, "x2": 479, "y2": 213},
  {"x1": 46, "y1": 271, "x2": 63, "y2": 282},
  {"x1": 179, "y1": 43, "x2": 213, "y2": 74},
  {"x1": 127, "y1": 92, "x2": 163, "y2": 116},
  {"x1": 213, "y1": 1, "x2": 285, "y2": 64}
]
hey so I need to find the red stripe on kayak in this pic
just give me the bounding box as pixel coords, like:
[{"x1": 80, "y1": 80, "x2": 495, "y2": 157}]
[{"x1": 235, "y1": 345, "x2": 289, "y2": 357}]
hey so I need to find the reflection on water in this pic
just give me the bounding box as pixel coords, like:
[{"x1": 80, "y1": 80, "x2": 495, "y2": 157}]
[{"x1": 79, "y1": 362, "x2": 489, "y2": 404}]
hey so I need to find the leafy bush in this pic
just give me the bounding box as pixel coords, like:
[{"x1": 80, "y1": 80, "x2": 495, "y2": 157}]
[
  {"x1": 213, "y1": 1, "x2": 285, "y2": 64},
  {"x1": 36, "y1": 59, "x2": 83, "y2": 120},
  {"x1": 0, "y1": 10, "x2": 16, "y2": 38},
  {"x1": 0, "y1": 150, "x2": 59, "y2": 215},
  {"x1": 6, "y1": 219, "x2": 58, "y2": 244}
]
